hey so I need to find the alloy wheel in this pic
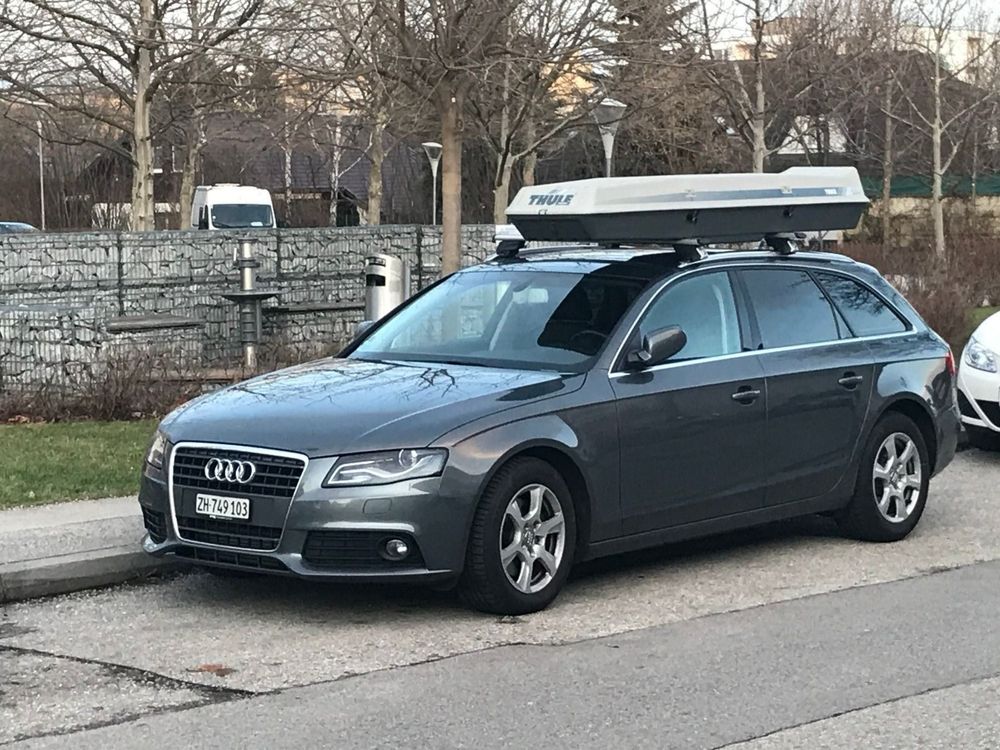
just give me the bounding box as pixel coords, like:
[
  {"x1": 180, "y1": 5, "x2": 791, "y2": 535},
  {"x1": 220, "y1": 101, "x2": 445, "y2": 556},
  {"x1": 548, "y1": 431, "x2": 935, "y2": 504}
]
[
  {"x1": 872, "y1": 432, "x2": 922, "y2": 523},
  {"x1": 499, "y1": 483, "x2": 566, "y2": 594}
]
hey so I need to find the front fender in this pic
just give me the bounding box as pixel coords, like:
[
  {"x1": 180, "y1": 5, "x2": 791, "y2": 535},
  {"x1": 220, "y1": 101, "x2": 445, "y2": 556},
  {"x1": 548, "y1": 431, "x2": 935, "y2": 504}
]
[{"x1": 441, "y1": 400, "x2": 621, "y2": 549}]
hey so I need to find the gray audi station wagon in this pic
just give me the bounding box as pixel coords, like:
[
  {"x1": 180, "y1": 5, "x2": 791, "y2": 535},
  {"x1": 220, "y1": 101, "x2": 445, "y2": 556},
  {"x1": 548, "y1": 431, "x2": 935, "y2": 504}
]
[{"x1": 139, "y1": 168, "x2": 960, "y2": 614}]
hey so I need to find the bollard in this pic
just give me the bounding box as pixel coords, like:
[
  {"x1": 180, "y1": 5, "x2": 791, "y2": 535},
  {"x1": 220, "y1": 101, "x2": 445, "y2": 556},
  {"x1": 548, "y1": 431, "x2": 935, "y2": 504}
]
[
  {"x1": 221, "y1": 240, "x2": 281, "y2": 373},
  {"x1": 235, "y1": 241, "x2": 260, "y2": 370}
]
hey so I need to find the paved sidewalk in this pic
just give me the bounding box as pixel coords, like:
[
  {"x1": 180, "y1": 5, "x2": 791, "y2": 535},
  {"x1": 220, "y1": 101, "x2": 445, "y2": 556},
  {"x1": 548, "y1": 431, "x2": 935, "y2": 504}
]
[{"x1": 0, "y1": 497, "x2": 176, "y2": 603}]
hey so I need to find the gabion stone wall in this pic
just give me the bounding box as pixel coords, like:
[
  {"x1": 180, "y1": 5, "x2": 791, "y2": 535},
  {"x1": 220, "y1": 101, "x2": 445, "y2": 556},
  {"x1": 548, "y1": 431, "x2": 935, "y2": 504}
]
[{"x1": 0, "y1": 225, "x2": 495, "y2": 391}]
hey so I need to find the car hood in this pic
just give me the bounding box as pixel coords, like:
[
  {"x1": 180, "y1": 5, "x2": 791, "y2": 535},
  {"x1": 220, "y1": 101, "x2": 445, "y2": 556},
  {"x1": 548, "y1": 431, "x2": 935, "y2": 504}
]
[
  {"x1": 971, "y1": 311, "x2": 1000, "y2": 345},
  {"x1": 161, "y1": 358, "x2": 583, "y2": 456}
]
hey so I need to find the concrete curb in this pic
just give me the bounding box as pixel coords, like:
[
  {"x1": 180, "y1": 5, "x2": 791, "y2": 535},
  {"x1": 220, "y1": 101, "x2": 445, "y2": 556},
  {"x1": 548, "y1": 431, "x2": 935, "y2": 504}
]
[{"x1": 0, "y1": 547, "x2": 179, "y2": 604}]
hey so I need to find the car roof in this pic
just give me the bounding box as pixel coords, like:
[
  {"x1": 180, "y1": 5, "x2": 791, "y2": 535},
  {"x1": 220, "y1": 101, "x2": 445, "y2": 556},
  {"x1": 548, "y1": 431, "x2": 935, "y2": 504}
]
[{"x1": 474, "y1": 245, "x2": 863, "y2": 283}]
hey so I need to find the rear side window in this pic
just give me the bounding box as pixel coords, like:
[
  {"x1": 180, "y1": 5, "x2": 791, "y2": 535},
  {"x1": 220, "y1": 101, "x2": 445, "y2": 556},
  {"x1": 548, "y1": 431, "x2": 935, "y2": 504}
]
[
  {"x1": 741, "y1": 269, "x2": 839, "y2": 348},
  {"x1": 815, "y1": 272, "x2": 908, "y2": 337},
  {"x1": 638, "y1": 272, "x2": 742, "y2": 360}
]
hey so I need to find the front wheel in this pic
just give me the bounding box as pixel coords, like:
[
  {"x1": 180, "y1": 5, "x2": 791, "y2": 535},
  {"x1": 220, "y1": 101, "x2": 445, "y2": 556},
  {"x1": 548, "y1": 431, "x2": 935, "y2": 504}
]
[
  {"x1": 459, "y1": 457, "x2": 576, "y2": 615},
  {"x1": 837, "y1": 413, "x2": 930, "y2": 542}
]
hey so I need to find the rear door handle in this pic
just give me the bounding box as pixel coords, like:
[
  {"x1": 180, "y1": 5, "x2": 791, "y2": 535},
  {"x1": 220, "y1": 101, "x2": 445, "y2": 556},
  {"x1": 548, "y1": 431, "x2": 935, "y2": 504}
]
[
  {"x1": 838, "y1": 373, "x2": 864, "y2": 389},
  {"x1": 731, "y1": 387, "x2": 761, "y2": 404}
]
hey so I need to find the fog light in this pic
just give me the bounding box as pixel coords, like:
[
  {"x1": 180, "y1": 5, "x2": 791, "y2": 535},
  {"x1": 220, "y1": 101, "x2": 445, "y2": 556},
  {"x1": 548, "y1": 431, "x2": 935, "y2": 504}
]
[{"x1": 383, "y1": 538, "x2": 410, "y2": 561}]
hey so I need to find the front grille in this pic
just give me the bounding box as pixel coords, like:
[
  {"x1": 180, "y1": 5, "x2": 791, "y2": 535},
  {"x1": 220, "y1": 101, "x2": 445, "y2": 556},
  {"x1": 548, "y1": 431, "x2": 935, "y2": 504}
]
[
  {"x1": 958, "y1": 390, "x2": 977, "y2": 419},
  {"x1": 302, "y1": 530, "x2": 425, "y2": 570},
  {"x1": 142, "y1": 507, "x2": 167, "y2": 543},
  {"x1": 176, "y1": 515, "x2": 282, "y2": 551},
  {"x1": 977, "y1": 400, "x2": 1000, "y2": 426},
  {"x1": 172, "y1": 446, "x2": 305, "y2": 500},
  {"x1": 174, "y1": 545, "x2": 288, "y2": 572}
]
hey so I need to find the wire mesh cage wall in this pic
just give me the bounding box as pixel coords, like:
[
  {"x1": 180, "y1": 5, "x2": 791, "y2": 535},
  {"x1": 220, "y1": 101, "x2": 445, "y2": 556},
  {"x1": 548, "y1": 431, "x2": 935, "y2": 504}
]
[{"x1": 0, "y1": 225, "x2": 496, "y2": 393}]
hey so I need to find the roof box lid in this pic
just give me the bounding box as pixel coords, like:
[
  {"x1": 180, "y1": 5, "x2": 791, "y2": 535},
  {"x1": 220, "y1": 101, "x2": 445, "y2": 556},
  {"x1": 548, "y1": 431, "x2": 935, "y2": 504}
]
[{"x1": 506, "y1": 167, "x2": 869, "y2": 244}]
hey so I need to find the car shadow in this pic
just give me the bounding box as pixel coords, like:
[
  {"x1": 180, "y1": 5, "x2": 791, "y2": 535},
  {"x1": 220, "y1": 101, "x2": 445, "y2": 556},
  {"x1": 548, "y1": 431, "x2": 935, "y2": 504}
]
[{"x1": 167, "y1": 513, "x2": 845, "y2": 615}]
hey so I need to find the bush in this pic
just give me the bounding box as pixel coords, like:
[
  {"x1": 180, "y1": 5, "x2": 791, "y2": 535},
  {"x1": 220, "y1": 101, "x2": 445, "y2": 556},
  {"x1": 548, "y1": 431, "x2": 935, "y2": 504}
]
[
  {"x1": 0, "y1": 335, "x2": 349, "y2": 423},
  {"x1": 843, "y1": 234, "x2": 1000, "y2": 351},
  {"x1": 0, "y1": 348, "x2": 201, "y2": 423}
]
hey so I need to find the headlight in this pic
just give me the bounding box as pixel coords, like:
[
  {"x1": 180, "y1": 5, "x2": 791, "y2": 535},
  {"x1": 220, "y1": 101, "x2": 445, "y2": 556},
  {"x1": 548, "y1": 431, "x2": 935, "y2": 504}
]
[
  {"x1": 146, "y1": 430, "x2": 168, "y2": 469},
  {"x1": 965, "y1": 336, "x2": 998, "y2": 373},
  {"x1": 324, "y1": 449, "x2": 447, "y2": 487}
]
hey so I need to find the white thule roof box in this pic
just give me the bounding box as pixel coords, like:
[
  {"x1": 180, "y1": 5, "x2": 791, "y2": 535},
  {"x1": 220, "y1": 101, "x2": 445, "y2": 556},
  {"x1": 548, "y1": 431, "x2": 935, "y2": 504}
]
[{"x1": 505, "y1": 167, "x2": 868, "y2": 247}]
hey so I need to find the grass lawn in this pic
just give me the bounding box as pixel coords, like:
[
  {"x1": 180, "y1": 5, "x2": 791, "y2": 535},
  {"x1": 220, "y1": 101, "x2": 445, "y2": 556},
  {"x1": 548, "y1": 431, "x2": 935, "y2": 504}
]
[{"x1": 0, "y1": 419, "x2": 157, "y2": 509}]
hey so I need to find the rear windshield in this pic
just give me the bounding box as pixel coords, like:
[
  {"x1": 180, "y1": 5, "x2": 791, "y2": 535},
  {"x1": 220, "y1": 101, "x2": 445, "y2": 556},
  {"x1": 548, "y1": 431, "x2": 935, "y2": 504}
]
[{"x1": 352, "y1": 269, "x2": 647, "y2": 372}]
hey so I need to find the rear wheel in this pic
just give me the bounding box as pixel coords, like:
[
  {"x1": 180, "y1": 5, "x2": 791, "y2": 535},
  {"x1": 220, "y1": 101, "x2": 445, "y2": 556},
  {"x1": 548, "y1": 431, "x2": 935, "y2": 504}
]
[
  {"x1": 837, "y1": 413, "x2": 929, "y2": 542},
  {"x1": 459, "y1": 457, "x2": 576, "y2": 615},
  {"x1": 966, "y1": 424, "x2": 1000, "y2": 452}
]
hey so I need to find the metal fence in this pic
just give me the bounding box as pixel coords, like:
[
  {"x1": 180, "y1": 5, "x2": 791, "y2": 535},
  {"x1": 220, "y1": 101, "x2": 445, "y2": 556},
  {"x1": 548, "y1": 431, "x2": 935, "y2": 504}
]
[{"x1": 0, "y1": 225, "x2": 497, "y2": 391}]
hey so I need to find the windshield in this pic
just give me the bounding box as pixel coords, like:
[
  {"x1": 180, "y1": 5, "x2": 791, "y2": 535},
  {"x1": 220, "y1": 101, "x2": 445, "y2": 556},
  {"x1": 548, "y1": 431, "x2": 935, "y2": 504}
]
[
  {"x1": 211, "y1": 204, "x2": 273, "y2": 228},
  {"x1": 351, "y1": 269, "x2": 646, "y2": 372}
]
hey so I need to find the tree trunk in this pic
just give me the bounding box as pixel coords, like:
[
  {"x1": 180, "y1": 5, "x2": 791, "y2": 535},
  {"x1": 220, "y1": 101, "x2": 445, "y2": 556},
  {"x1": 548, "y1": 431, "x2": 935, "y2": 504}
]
[
  {"x1": 751, "y1": 49, "x2": 766, "y2": 172},
  {"x1": 283, "y1": 136, "x2": 293, "y2": 226},
  {"x1": 522, "y1": 152, "x2": 537, "y2": 187},
  {"x1": 931, "y1": 55, "x2": 946, "y2": 260},
  {"x1": 178, "y1": 144, "x2": 199, "y2": 230},
  {"x1": 440, "y1": 91, "x2": 463, "y2": 275},
  {"x1": 178, "y1": 115, "x2": 204, "y2": 230},
  {"x1": 750, "y1": 5, "x2": 766, "y2": 173},
  {"x1": 492, "y1": 159, "x2": 514, "y2": 225},
  {"x1": 521, "y1": 114, "x2": 537, "y2": 187},
  {"x1": 881, "y1": 81, "x2": 894, "y2": 253},
  {"x1": 366, "y1": 111, "x2": 386, "y2": 226},
  {"x1": 328, "y1": 119, "x2": 342, "y2": 227},
  {"x1": 130, "y1": 0, "x2": 155, "y2": 231}
]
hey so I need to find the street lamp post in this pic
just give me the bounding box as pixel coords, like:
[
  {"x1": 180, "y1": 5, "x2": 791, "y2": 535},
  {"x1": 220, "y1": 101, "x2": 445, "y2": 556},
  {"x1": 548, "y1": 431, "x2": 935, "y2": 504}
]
[
  {"x1": 592, "y1": 98, "x2": 627, "y2": 178},
  {"x1": 421, "y1": 141, "x2": 442, "y2": 225},
  {"x1": 36, "y1": 120, "x2": 46, "y2": 231}
]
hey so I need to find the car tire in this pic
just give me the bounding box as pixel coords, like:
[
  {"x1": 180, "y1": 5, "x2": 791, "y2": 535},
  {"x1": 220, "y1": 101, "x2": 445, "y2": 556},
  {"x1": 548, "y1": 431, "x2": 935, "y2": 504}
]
[
  {"x1": 837, "y1": 412, "x2": 930, "y2": 542},
  {"x1": 966, "y1": 425, "x2": 1000, "y2": 452},
  {"x1": 458, "y1": 457, "x2": 576, "y2": 615}
]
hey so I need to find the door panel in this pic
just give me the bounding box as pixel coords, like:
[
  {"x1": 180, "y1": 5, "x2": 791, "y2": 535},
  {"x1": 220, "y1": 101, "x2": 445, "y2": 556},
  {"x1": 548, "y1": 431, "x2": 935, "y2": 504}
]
[
  {"x1": 757, "y1": 344, "x2": 874, "y2": 504},
  {"x1": 611, "y1": 270, "x2": 767, "y2": 534},
  {"x1": 737, "y1": 268, "x2": 875, "y2": 506},
  {"x1": 612, "y1": 356, "x2": 768, "y2": 533}
]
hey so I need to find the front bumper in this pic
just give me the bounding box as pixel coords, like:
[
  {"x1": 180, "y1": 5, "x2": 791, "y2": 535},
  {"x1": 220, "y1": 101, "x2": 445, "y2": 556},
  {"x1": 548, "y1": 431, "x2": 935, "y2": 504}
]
[
  {"x1": 138, "y1": 457, "x2": 473, "y2": 584},
  {"x1": 957, "y1": 364, "x2": 1000, "y2": 432}
]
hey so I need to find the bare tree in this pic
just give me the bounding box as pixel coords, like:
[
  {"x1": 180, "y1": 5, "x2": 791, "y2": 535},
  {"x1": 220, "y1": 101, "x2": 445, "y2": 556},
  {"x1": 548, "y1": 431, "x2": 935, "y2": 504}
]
[
  {"x1": 887, "y1": 0, "x2": 1000, "y2": 258},
  {"x1": 0, "y1": 0, "x2": 264, "y2": 230},
  {"x1": 697, "y1": 0, "x2": 858, "y2": 172},
  {"x1": 372, "y1": 0, "x2": 521, "y2": 273},
  {"x1": 465, "y1": 0, "x2": 620, "y2": 223}
]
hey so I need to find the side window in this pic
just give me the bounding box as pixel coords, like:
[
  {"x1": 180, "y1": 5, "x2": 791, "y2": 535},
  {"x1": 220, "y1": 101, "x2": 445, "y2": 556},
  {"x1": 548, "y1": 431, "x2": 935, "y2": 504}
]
[
  {"x1": 638, "y1": 272, "x2": 741, "y2": 361},
  {"x1": 815, "y1": 272, "x2": 908, "y2": 337},
  {"x1": 741, "y1": 269, "x2": 839, "y2": 348}
]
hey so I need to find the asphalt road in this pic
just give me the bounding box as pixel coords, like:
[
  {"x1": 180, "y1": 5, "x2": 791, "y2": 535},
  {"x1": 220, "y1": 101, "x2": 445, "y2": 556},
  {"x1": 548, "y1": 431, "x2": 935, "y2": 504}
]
[{"x1": 3, "y1": 450, "x2": 1000, "y2": 748}]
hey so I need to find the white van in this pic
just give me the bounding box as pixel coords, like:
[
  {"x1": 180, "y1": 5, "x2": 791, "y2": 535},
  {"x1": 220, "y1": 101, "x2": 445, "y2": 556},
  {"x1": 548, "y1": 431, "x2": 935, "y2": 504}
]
[{"x1": 192, "y1": 185, "x2": 275, "y2": 230}]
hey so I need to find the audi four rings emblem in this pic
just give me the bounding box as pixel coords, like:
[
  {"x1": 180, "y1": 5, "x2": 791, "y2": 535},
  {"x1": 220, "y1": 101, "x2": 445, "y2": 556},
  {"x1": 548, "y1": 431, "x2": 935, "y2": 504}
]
[{"x1": 204, "y1": 458, "x2": 257, "y2": 484}]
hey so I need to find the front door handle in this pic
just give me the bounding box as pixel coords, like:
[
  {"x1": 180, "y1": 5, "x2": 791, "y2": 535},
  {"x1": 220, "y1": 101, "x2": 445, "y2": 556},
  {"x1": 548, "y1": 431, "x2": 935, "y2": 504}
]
[
  {"x1": 731, "y1": 387, "x2": 761, "y2": 404},
  {"x1": 838, "y1": 373, "x2": 864, "y2": 389}
]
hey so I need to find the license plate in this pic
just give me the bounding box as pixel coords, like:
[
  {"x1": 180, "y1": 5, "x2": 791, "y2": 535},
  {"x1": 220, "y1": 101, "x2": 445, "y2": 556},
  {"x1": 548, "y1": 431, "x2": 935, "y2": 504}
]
[{"x1": 195, "y1": 493, "x2": 250, "y2": 521}]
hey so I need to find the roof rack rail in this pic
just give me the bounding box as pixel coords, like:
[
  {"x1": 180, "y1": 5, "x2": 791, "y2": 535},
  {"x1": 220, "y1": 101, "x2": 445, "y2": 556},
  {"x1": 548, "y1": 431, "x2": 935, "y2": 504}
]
[{"x1": 504, "y1": 167, "x2": 868, "y2": 247}]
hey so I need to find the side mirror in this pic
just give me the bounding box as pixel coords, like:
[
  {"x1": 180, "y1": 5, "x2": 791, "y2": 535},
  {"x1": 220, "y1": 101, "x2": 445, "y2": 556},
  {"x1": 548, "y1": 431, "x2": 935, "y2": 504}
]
[
  {"x1": 354, "y1": 320, "x2": 375, "y2": 338},
  {"x1": 625, "y1": 326, "x2": 687, "y2": 370},
  {"x1": 197, "y1": 214, "x2": 209, "y2": 230}
]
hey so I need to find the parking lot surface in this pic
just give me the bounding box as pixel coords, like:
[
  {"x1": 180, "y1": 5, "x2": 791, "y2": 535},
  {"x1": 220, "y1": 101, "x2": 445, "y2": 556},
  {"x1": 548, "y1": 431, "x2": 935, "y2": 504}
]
[{"x1": 3, "y1": 450, "x2": 999, "y2": 746}]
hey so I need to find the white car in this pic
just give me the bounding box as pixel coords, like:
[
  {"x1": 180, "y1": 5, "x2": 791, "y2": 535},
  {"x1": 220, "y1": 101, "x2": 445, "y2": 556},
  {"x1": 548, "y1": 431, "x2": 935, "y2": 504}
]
[{"x1": 958, "y1": 311, "x2": 1000, "y2": 449}]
